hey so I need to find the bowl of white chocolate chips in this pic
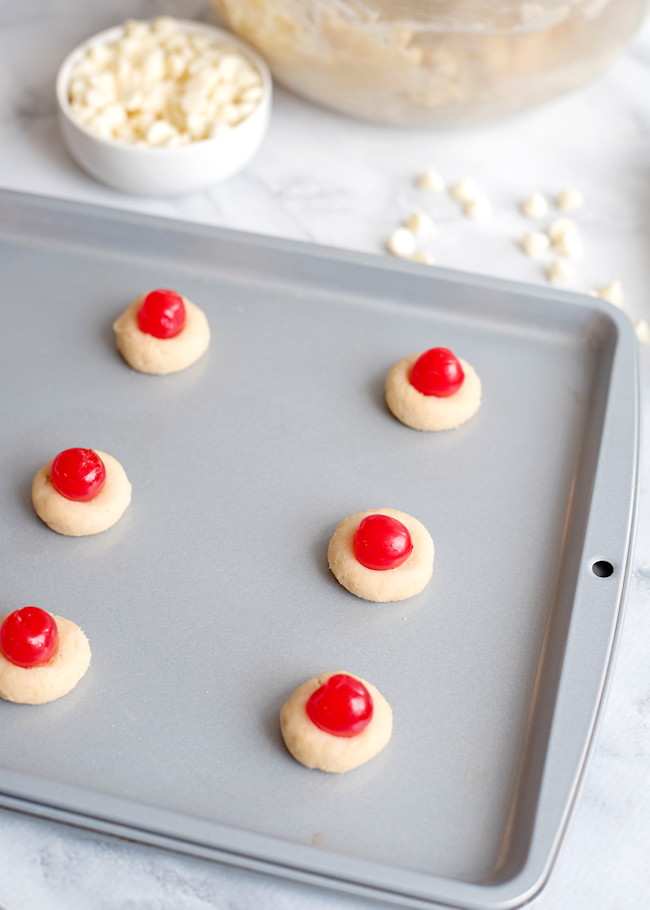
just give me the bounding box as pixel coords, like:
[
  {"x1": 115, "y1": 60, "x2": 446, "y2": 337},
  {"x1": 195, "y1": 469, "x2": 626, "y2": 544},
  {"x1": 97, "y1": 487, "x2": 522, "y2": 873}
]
[{"x1": 55, "y1": 17, "x2": 271, "y2": 195}]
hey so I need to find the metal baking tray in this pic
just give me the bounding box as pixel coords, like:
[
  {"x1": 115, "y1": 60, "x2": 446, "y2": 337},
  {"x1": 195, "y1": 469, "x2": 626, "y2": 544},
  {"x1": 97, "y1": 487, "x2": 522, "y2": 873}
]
[{"x1": 0, "y1": 189, "x2": 638, "y2": 909}]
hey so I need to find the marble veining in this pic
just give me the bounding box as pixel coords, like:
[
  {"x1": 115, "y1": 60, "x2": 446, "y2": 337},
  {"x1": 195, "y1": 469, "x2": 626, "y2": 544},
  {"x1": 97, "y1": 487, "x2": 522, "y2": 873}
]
[{"x1": 0, "y1": 1, "x2": 649, "y2": 908}]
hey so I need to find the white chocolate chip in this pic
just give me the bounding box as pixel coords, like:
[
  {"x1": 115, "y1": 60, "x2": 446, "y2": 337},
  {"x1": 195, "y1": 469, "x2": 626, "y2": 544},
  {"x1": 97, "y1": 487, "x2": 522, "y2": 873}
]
[
  {"x1": 141, "y1": 50, "x2": 166, "y2": 84},
  {"x1": 416, "y1": 168, "x2": 446, "y2": 193},
  {"x1": 556, "y1": 189, "x2": 584, "y2": 212},
  {"x1": 218, "y1": 54, "x2": 243, "y2": 81},
  {"x1": 234, "y1": 101, "x2": 257, "y2": 119},
  {"x1": 84, "y1": 89, "x2": 113, "y2": 111},
  {"x1": 88, "y1": 72, "x2": 116, "y2": 94},
  {"x1": 450, "y1": 177, "x2": 479, "y2": 203},
  {"x1": 115, "y1": 37, "x2": 142, "y2": 61},
  {"x1": 405, "y1": 212, "x2": 433, "y2": 236},
  {"x1": 409, "y1": 250, "x2": 435, "y2": 265},
  {"x1": 548, "y1": 218, "x2": 577, "y2": 242},
  {"x1": 239, "y1": 85, "x2": 264, "y2": 104},
  {"x1": 547, "y1": 259, "x2": 574, "y2": 285},
  {"x1": 386, "y1": 227, "x2": 417, "y2": 259},
  {"x1": 220, "y1": 103, "x2": 243, "y2": 126},
  {"x1": 634, "y1": 319, "x2": 650, "y2": 345},
  {"x1": 520, "y1": 193, "x2": 548, "y2": 219},
  {"x1": 130, "y1": 111, "x2": 155, "y2": 132},
  {"x1": 68, "y1": 78, "x2": 87, "y2": 100},
  {"x1": 463, "y1": 195, "x2": 492, "y2": 221},
  {"x1": 553, "y1": 223, "x2": 583, "y2": 259},
  {"x1": 521, "y1": 231, "x2": 550, "y2": 259},
  {"x1": 146, "y1": 119, "x2": 178, "y2": 146},
  {"x1": 86, "y1": 115, "x2": 113, "y2": 138},
  {"x1": 98, "y1": 102, "x2": 127, "y2": 131},
  {"x1": 165, "y1": 52, "x2": 188, "y2": 79},
  {"x1": 123, "y1": 19, "x2": 151, "y2": 41},
  {"x1": 88, "y1": 44, "x2": 114, "y2": 67},
  {"x1": 186, "y1": 112, "x2": 209, "y2": 139},
  {"x1": 113, "y1": 58, "x2": 133, "y2": 83},
  {"x1": 122, "y1": 90, "x2": 144, "y2": 113},
  {"x1": 595, "y1": 280, "x2": 625, "y2": 308},
  {"x1": 113, "y1": 124, "x2": 137, "y2": 143}
]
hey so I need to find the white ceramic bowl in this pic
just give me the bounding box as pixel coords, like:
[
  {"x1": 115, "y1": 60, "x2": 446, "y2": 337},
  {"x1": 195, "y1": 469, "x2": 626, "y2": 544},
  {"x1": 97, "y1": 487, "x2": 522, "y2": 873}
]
[{"x1": 55, "y1": 20, "x2": 272, "y2": 195}]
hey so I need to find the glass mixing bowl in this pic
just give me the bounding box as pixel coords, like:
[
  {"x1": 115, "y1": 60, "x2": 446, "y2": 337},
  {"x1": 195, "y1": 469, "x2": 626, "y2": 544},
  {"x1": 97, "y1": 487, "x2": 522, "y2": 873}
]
[{"x1": 213, "y1": 0, "x2": 648, "y2": 126}]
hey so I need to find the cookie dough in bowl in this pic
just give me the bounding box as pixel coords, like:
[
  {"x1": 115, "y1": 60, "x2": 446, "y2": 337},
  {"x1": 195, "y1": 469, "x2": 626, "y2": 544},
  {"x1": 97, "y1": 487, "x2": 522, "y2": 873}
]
[
  {"x1": 386, "y1": 347, "x2": 481, "y2": 431},
  {"x1": 0, "y1": 608, "x2": 91, "y2": 705},
  {"x1": 113, "y1": 289, "x2": 210, "y2": 375},
  {"x1": 328, "y1": 508, "x2": 434, "y2": 602},
  {"x1": 32, "y1": 448, "x2": 131, "y2": 536},
  {"x1": 280, "y1": 671, "x2": 392, "y2": 773}
]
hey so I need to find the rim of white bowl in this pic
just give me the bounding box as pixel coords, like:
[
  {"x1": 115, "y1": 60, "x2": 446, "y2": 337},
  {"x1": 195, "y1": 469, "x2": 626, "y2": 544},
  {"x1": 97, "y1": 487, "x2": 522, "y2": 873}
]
[{"x1": 55, "y1": 19, "x2": 272, "y2": 154}]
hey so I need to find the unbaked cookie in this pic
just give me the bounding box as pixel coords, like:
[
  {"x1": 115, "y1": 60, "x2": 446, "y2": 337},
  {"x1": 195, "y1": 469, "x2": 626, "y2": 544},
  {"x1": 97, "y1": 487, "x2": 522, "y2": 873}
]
[
  {"x1": 280, "y1": 671, "x2": 392, "y2": 773},
  {"x1": 0, "y1": 607, "x2": 91, "y2": 705},
  {"x1": 113, "y1": 288, "x2": 210, "y2": 375},
  {"x1": 385, "y1": 347, "x2": 481, "y2": 431},
  {"x1": 32, "y1": 448, "x2": 131, "y2": 536},
  {"x1": 328, "y1": 508, "x2": 434, "y2": 602}
]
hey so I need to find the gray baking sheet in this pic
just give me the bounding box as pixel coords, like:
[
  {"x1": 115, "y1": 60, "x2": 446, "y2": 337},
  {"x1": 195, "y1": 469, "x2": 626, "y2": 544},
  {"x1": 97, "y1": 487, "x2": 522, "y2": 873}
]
[{"x1": 0, "y1": 190, "x2": 638, "y2": 909}]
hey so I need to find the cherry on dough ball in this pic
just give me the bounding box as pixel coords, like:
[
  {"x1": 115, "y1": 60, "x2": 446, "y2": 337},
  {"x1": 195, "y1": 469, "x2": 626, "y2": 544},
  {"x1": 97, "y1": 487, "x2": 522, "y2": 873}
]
[
  {"x1": 0, "y1": 607, "x2": 58, "y2": 669},
  {"x1": 137, "y1": 289, "x2": 186, "y2": 339}
]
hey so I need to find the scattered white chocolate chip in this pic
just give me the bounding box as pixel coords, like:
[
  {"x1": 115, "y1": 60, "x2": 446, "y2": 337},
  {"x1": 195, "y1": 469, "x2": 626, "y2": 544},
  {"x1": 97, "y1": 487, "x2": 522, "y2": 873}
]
[
  {"x1": 634, "y1": 319, "x2": 650, "y2": 345},
  {"x1": 463, "y1": 195, "x2": 492, "y2": 221},
  {"x1": 556, "y1": 189, "x2": 584, "y2": 212},
  {"x1": 553, "y1": 224, "x2": 583, "y2": 259},
  {"x1": 547, "y1": 259, "x2": 574, "y2": 285},
  {"x1": 67, "y1": 17, "x2": 264, "y2": 147},
  {"x1": 521, "y1": 231, "x2": 551, "y2": 259},
  {"x1": 548, "y1": 218, "x2": 577, "y2": 243},
  {"x1": 410, "y1": 250, "x2": 435, "y2": 265},
  {"x1": 521, "y1": 193, "x2": 548, "y2": 219},
  {"x1": 595, "y1": 280, "x2": 625, "y2": 308},
  {"x1": 405, "y1": 212, "x2": 433, "y2": 236},
  {"x1": 450, "y1": 178, "x2": 479, "y2": 203},
  {"x1": 386, "y1": 227, "x2": 417, "y2": 259},
  {"x1": 416, "y1": 168, "x2": 446, "y2": 193}
]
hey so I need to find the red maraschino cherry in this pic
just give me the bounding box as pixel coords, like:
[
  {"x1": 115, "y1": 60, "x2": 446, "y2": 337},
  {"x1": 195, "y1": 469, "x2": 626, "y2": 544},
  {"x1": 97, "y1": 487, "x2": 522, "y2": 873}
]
[
  {"x1": 306, "y1": 674, "x2": 373, "y2": 737},
  {"x1": 137, "y1": 289, "x2": 186, "y2": 338},
  {"x1": 0, "y1": 607, "x2": 58, "y2": 668},
  {"x1": 409, "y1": 347, "x2": 464, "y2": 397},
  {"x1": 51, "y1": 448, "x2": 106, "y2": 502},
  {"x1": 353, "y1": 514, "x2": 413, "y2": 571}
]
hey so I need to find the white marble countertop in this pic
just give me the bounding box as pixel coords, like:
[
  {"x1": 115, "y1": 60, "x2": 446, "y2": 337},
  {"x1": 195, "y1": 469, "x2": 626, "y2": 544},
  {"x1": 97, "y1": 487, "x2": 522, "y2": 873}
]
[{"x1": 1, "y1": 2, "x2": 649, "y2": 909}]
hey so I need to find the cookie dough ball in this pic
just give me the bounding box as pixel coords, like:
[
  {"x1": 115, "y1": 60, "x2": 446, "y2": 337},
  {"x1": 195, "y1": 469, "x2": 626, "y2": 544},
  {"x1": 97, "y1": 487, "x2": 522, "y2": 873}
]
[
  {"x1": 113, "y1": 288, "x2": 210, "y2": 375},
  {"x1": 328, "y1": 508, "x2": 434, "y2": 602},
  {"x1": 32, "y1": 448, "x2": 131, "y2": 537},
  {"x1": 385, "y1": 347, "x2": 481, "y2": 431},
  {"x1": 0, "y1": 608, "x2": 91, "y2": 705},
  {"x1": 280, "y1": 671, "x2": 392, "y2": 773}
]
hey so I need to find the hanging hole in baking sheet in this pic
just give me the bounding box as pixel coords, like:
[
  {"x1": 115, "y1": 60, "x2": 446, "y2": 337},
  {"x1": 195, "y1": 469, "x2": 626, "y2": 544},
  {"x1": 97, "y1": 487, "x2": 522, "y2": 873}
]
[{"x1": 592, "y1": 560, "x2": 614, "y2": 577}]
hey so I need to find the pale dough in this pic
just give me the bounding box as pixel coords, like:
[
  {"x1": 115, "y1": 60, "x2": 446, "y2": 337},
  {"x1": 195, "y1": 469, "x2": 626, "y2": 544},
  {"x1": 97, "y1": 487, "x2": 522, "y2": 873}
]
[
  {"x1": 113, "y1": 294, "x2": 211, "y2": 375},
  {"x1": 280, "y1": 671, "x2": 392, "y2": 773},
  {"x1": 213, "y1": 0, "x2": 633, "y2": 127},
  {"x1": 328, "y1": 508, "x2": 434, "y2": 602},
  {"x1": 385, "y1": 352, "x2": 481, "y2": 431},
  {"x1": 32, "y1": 450, "x2": 131, "y2": 537},
  {"x1": 0, "y1": 614, "x2": 91, "y2": 705}
]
